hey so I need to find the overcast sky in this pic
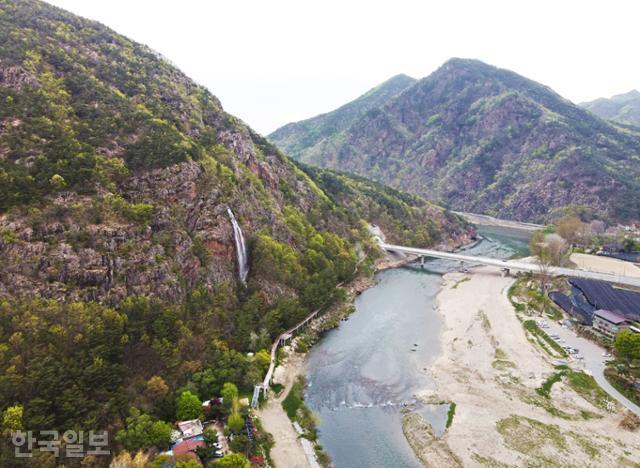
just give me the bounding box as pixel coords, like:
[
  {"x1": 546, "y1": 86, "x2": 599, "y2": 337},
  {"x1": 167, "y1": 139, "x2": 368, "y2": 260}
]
[{"x1": 46, "y1": 0, "x2": 640, "y2": 134}]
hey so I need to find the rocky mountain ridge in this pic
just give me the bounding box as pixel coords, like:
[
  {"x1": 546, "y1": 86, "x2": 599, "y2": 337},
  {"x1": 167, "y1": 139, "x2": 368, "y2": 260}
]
[{"x1": 270, "y1": 59, "x2": 640, "y2": 223}]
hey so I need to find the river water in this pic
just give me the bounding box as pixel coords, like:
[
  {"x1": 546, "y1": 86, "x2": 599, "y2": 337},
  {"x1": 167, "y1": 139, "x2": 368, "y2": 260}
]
[{"x1": 304, "y1": 226, "x2": 531, "y2": 468}]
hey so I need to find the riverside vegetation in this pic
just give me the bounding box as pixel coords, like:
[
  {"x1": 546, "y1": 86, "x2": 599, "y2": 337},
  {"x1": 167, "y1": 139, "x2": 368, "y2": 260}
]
[{"x1": 0, "y1": 1, "x2": 473, "y2": 465}]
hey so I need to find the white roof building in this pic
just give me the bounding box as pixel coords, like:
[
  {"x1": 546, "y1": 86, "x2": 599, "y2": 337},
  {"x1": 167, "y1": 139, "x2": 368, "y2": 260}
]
[{"x1": 177, "y1": 419, "x2": 204, "y2": 439}]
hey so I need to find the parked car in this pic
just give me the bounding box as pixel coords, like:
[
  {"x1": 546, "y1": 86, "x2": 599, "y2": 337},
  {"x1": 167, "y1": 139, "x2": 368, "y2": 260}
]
[{"x1": 213, "y1": 450, "x2": 224, "y2": 458}]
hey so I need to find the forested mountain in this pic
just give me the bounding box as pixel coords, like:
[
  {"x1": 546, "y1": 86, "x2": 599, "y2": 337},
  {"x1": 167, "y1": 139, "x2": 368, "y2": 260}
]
[
  {"x1": 0, "y1": 0, "x2": 471, "y2": 461},
  {"x1": 270, "y1": 73, "x2": 415, "y2": 161},
  {"x1": 270, "y1": 59, "x2": 640, "y2": 223},
  {"x1": 580, "y1": 89, "x2": 640, "y2": 128}
]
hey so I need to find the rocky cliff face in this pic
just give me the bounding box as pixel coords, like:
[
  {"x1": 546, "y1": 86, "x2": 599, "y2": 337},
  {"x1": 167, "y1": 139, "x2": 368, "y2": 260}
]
[
  {"x1": 0, "y1": 1, "x2": 471, "y2": 306},
  {"x1": 270, "y1": 59, "x2": 640, "y2": 223}
]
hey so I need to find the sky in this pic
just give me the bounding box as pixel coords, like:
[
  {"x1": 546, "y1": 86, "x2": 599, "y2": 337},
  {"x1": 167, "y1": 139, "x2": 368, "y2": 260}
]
[{"x1": 46, "y1": 0, "x2": 640, "y2": 135}]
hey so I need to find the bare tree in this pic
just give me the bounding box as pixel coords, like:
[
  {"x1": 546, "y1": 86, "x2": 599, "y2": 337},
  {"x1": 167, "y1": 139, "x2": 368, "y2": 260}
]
[
  {"x1": 545, "y1": 233, "x2": 568, "y2": 265},
  {"x1": 590, "y1": 219, "x2": 606, "y2": 236},
  {"x1": 529, "y1": 231, "x2": 569, "y2": 295},
  {"x1": 556, "y1": 216, "x2": 586, "y2": 246}
]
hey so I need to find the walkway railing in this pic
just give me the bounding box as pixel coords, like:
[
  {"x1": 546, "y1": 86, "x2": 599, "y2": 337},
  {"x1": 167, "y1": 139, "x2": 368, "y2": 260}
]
[{"x1": 252, "y1": 307, "x2": 322, "y2": 408}]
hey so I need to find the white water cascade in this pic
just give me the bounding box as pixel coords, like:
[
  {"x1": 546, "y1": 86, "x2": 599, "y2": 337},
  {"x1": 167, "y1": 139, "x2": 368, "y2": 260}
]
[{"x1": 227, "y1": 208, "x2": 249, "y2": 283}]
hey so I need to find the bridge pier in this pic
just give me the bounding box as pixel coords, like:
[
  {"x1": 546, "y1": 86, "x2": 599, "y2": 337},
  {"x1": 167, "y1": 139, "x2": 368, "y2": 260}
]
[
  {"x1": 420, "y1": 256, "x2": 425, "y2": 268},
  {"x1": 252, "y1": 384, "x2": 265, "y2": 408}
]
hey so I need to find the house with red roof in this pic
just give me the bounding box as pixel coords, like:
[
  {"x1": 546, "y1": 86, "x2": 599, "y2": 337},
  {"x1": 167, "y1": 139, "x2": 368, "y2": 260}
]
[{"x1": 172, "y1": 438, "x2": 206, "y2": 464}]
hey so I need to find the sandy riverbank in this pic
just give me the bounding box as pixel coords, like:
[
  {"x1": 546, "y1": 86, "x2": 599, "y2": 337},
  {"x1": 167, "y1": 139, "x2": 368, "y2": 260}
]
[
  {"x1": 258, "y1": 351, "x2": 312, "y2": 468},
  {"x1": 405, "y1": 267, "x2": 640, "y2": 466},
  {"x1": 453, "y1": 212, "x2": 542, "y2": 232},
  {"x1": 570, "y1": 252, "x2": 640, "y2": 278}
]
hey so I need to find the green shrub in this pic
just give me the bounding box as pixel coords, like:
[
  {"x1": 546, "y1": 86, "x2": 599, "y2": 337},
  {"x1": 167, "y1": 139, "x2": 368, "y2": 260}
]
[
  {"x1": 125, "y1": 203, "x2": 154, "y2": 224},
  {"x1": 282, "y1": 380, "x2": 304, "y2": 420},
  {"x1": 446, "y1": 402, "x2": 456, "y2": 428}
]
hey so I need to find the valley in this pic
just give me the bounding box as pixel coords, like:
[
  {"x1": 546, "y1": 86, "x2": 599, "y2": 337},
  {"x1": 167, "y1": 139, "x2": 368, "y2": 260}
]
[{"x1": 0, "y1": 1, "x2": 639, "y2": 467}]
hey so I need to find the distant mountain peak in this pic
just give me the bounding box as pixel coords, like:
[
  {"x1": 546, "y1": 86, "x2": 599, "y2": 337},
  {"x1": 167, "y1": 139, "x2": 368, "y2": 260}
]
[
  {"x1": 268, "y1": 73, "x2": 416, "y2": 151},
  {"x1": 581, "y1": 89, "x2": 640, "y2": 127},
  {"x1": 442, "y1": 57, "x2": 490, "y2": 67},
  {"x1": 386, "y1": 73, "x2": 416, "y2": 82},
  {"x1": 611, "y1": 89, "x2": 640, "y2": 101},
  {"x1": 270, "y1": 58, "x2": 640, "y2": 223}
]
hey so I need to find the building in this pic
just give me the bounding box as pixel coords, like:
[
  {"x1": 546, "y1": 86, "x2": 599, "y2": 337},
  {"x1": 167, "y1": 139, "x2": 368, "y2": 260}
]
[
  {"x1": 172, "y1": 438, "x2": 206, "y2": 463},
  {"x1": 592, "y1": 309, "x2": 630, "y2": 340},
  {"x1": 177, "y1": 419, "x2": 204, "y2": 439}
]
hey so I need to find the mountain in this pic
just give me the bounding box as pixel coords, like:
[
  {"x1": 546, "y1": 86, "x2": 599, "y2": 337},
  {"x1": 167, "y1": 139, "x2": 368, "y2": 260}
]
[
  {"x1": 580, "y1": 90, "x2": 640, "y2": 127},
  {"x1": 0, "y1": 0, "x2": 471, "y2": 443},
  {"x1": 270, "y1": 73, "x2": 415, "y2": 163},
  {"x1": 270, "y1": 59, "x2": 640, "y2": 223}
]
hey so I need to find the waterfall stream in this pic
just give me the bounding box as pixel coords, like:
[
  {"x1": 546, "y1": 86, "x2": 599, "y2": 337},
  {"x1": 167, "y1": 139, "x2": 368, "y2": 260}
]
[{"x1": 227, "y1": 208, "x2": 249, "y2": 283}]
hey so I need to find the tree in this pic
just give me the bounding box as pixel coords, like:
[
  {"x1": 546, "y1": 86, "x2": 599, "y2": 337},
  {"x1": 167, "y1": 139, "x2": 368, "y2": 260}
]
[
  {"x1": 249, "y1": 328, "x2": 272, "y2": 352},
  {"x1": 622, "y1": 238, "x2": 639, "y2": 253},
  {"x1": 221, "y1": 382, "x2": 239, "y2": 413},
  {"x1": 203, "y1": 428, "x2": 218, "y2": 447},
  {"x1": 227, "y1": 413, "x2": 244, "y2": 434},
  {"x1": 544, "y1": 234, "x2": 569, "y2": 265},
  {"x1": 615, "y1": 329, "x2": 640, "y2": 361},
  {"x1": 110, "y1": 451, "x2": 151, "y2": 467},
  {"x1": 530, "y1": 231, "x2": 569, "y2": 266},
  {"x1": 146, "y1": 375, "x2": 169, "y2": 401},
  {"x1": 211, "y1": 453, "x2": 251, "y2": 468},
  {"x1": 529, "y1": 231, "x2": 569, "y2": 295},
  {"x1": 148, "y1": 421, "x2": 173, "y2": 449},
  {"x1": 2, "y1": 405, "x2": 23, "y2": 434},
  {"x1": 115, "y1": 408, "x2": 173, "y2": 451},
  {"x1": 176, "y1": 460, "x2": 202, "y2": 468},
  {"x1": 229, "y1": 434, "x2": 250, "y2": 454},
  {"x1": 556, "y1": 216, "x2": 584, "y2": 246},
  {"x1": 49, "y1": 173, "x2": 67, "y2": 190},
  {"x1": 195, "y1": 444, "x2": 214, "y2": 461},
  {"x1": 221, "y1": 382, "x2": 239, "y2": 402},
  {"x1": 254, "y1": 349, "x2": 271, "y2": 373},
  {"x1": 590, "y1": 220, "x2": 606, "y2": 236},
  {"x1": 176, "y1": 391, "x2": 202, "y2": 421}
]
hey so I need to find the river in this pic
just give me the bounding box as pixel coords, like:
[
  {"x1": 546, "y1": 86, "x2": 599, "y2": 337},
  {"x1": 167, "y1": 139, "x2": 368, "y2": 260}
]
[{"x1": 304, "y1": 225, "x2": 531, "y2": 468}]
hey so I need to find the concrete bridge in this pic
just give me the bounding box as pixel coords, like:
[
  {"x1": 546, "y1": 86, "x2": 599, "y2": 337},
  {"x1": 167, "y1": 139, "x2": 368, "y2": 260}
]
[{"x1": 381, "y1": 243, "x2": 640, "y2": 288}]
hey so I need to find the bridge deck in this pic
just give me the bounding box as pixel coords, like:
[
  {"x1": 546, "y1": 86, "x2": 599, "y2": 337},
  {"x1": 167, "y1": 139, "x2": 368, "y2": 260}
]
[{"x1": 381, "y1": 243, "x2": 640, "y2": 288}]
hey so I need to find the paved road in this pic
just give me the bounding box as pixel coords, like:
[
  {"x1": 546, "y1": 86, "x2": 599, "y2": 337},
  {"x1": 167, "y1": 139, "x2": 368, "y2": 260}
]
[
  {"x1": 381, "y1": 243, "x2": 640, "y2": 288},
  {"x1": 544, "y1": 320, "x2": 640, "y2": 416}
]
